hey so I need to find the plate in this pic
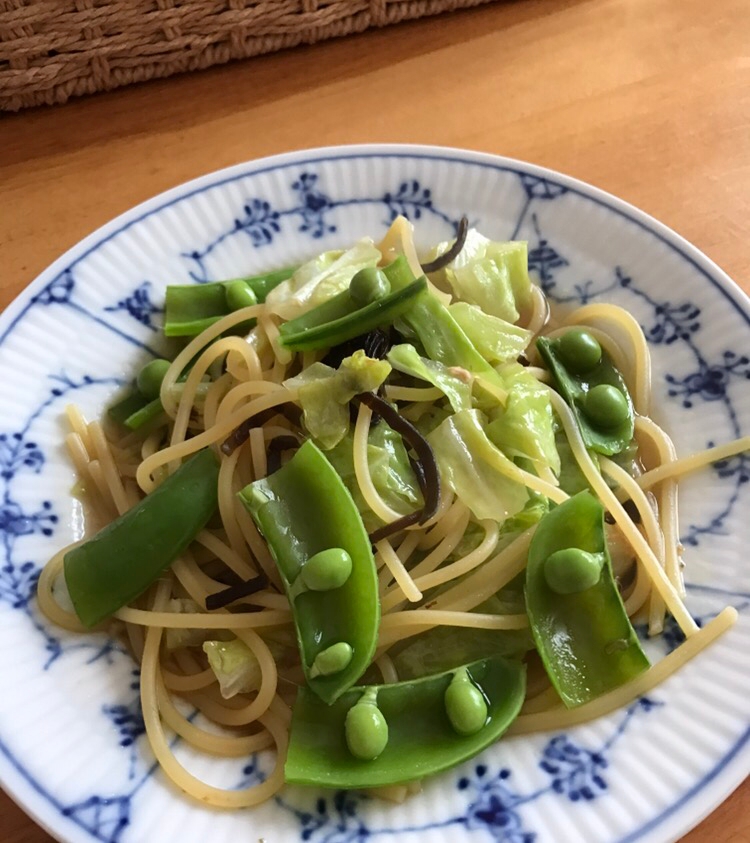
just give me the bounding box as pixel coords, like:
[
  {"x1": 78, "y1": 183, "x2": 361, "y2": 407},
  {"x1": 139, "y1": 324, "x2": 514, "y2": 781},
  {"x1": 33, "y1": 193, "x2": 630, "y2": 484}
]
[{"x1": 0, "y1": 145, "x2": 747, "y2": 843}]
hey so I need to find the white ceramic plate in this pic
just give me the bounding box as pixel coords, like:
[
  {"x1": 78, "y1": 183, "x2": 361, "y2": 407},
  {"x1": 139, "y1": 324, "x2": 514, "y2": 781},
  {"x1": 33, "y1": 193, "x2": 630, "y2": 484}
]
[{"x1": 0, "y1": 145, "x2": 747, "y2": 843}]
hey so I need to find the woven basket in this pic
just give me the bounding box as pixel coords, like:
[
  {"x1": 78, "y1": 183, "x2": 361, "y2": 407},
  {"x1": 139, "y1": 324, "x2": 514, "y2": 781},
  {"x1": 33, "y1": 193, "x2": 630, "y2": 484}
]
[{"x1": 1, "y1": 0, "x2": 494, "y2": 111}]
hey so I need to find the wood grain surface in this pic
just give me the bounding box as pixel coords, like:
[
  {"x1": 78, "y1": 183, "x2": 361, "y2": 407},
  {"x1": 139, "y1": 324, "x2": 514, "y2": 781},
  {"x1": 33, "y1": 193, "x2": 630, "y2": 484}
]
[{"x1": 0, "y1": 0, "x2": 748, "y2": 840}]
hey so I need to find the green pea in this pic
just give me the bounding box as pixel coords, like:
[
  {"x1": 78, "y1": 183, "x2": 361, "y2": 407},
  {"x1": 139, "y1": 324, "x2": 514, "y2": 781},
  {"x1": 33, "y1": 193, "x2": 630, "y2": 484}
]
[
  {"x1": 349, "y1": 267, "x2": 391, "y2": 307},
  {"x1": 309, "y1": 641, "x2": 353, "y2": 678},
  {"x1": 583, "y1": 384, "x2": 630, "y2": 429},
  {"x1": 558, "y1": 328, "x2": 602, "y2": 373},
  {"x1": 345, "y1": 688, "x2": 389, "y2": 761},
  {"x1": 136, "y1": 359, "x2": 171, "y2": 400},
  {"x1": 544, "y1": 547, "x2": 604, "y2": 594},
  {"x1": 444, "y1": 668, "x2": 488, "y2": 736},
  {"x1": 224, "y1": 280, "x2": 258, "y2": 312},
  {"x1": 300, "y1": 548, "x2": 353, "y2": 592}
]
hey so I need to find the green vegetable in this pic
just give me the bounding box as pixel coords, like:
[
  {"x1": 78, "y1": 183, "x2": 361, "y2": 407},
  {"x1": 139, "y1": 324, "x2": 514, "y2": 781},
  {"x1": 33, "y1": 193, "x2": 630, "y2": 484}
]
[
  {"x1": 203, "y1": 637, "x2": 262, "y2": 699},
  {"x1": 265, "y1": 240, "x2": 382, "y2": 321},
  {"x1": 298, "y1": 548, "x2": 353, "y2": 592},
  {"x1": 556, "y1": 433, "x2": 594, "y2": 495},
  {"x1": 480, "y1": 587, "x2": 527, "y2": 617},
  {"x1": 108, "y1": 390, "x2": 149, "y2": 426},
  {"x1": 163, "y1": 267, "x2": 294, "y2": 337},
  {"x1": 444, "y1": 668, "x2": 488, "y2": 736},
  {"x1": 388, "y1": 626, "x2": 533, "y2": 680},
  {"x1": 606, "y1": 438, "x2": 641, "y2": 482},
  {"x1": 498, "y1": 485, "x2": 550, "y2": 537},
  {"x1": 427, "y1": 409, "x2": 529, "y2": 522},
  {"x1": 387, "y1": 343, "x2": 472, "y2": 412},
  {"x1": 278, "y1": 276, "x2": 426, "y2": 351},
  {"x1": 109, "y1": 357, "x2": 173, "y2": 431},
  {"x1": 286, "y1": 656, "x2": 526, "y2": 788},
  {"x1": 310, "y1": 642, "x2": 354, "y2": 679},
  {"x1": 285, "y1": 351, "x2": 391, "y2": 449},
  {"x1": 411, "y1": 405, "x2": 452, "y2": 439},
  {"x1": 557, "y1": 328, "x2": 602, "y2": 373},
  {"x1": 238, "y1": 440, "x2": 379, "y2": 703},
  {"x1": 136, "y1": 358, "x2": 171, "y2": 400},
  {"x1": 239, "y1": 267, "x2": 300, "y2": 303},
  {"x1": 224, "y1": 279, "x2": 258, "y2": 311},
  {"x1": 584, "y1": 384, "x2": 630, "y2": 429},
  {"x1": 449, "y1": 302, "x2": 531, "y2": 365},
  {"x1": 109, "y1": 354, "x2": 203, "y2": 433},
  {"x1": 487, "y1": 363, "x2": 560, "y2": 477},
  {"x1": 110, "y1": 380, "x2": 209, "y2": 432},
  {"x1": 385, "y1": 259, "x2": 512, "y2": 408},
  {"x1": 387, "y1": 258, "x2": 505, "y2": 388},
  {"x1": 120, "y1": 398, "x2": 165, "y2": 430},
  {"x1": 428, "y1": 230, "x2": 532, "y2": 323},
  {"x1": 64, "y1": 449, "x2": 220, "y2": 628},
  {"x1": 349, "y1": 267, "x2": 391, "y2": 306},
  {"x1": 544, "y1": 547, "x2": 605, "y2": 594},
  {"x1": 164, "y1": 284, "x2": 232, "y2": 338},
  {"x1": 325, "y1": 423, "x2": 423, "y2": 531},
  {"x1": 537, "y1": 332, "x2": 635, "y2": 456},
  {"x1": 525, "y1": 491, "x2": 649, "y2": 707},
  {"x1": 381, "y1": 252, "x2": 417, "y2": 289},
  {"x1": 345, "y1": 688, "x2": 389, "y2": 760}
]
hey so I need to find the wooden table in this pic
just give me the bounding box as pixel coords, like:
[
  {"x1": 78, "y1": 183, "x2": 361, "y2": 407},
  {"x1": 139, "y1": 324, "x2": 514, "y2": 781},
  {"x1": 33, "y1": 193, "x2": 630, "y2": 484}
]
[{"x1": 1, "y1": 0, "x2": 748, "y2": 839}]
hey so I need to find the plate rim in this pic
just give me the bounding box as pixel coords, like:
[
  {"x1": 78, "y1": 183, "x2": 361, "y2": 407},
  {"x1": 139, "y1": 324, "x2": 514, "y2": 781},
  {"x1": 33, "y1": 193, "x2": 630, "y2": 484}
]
[{"x1": 0, "y1": 143, "x2": 747, "y2": 843}]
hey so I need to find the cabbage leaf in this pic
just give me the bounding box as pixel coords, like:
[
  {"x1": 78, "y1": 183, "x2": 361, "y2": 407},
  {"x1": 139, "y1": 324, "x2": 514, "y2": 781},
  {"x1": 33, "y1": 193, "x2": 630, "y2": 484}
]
[
  {"x1": 325, "y1": 423, "x2": 422, "y2": 530},
  {"x1": 431, "y1": 230, "x2": 531, "y2": 323},
  {"x1": 285, "y1": 351, "x2": 391, "y2": 449},
  {"x1": 203, "y1": 638, "x2": 262, "y2": 699},
  {"x1": 449, "y1": 302, "x2": 531, "y2": 365},
  {"x1": 427, "y1": 409, "x2": 529, "y2": 521},
  {"x1": 387, "y1": 343, "x2": 472, "y2": 412},
  {"x1": 487, "y1": 364, "x2": 560, "y2": 477}
]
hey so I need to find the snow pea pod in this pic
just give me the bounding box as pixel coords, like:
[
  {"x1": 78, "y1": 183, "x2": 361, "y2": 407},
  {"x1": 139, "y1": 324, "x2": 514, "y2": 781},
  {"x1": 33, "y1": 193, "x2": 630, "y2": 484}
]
[
  {"x1": 536, "y1": 330, "x2": 634, "y2": 455},
  {"x1": 65, "y1": 449, "x2": 220, "y2": 628},
  {"x1": 238, "y1": 440, "x2": 379, "y2": 704},
  {"x1": 525, "y1": 491, "x2": 649, "y2": 708},
  {"x1": 108, "y1": 389, "x2": 164, "y2": 431},
  {"x1": 164, "y1": 267, "x2": 295, "y2": 337},
  {"x1": 388, "y1": 625, "x2": 533, "y2": 680},
  {"x1": 285, "y1": 655, "x2": 525, "y2": 788},
  {"x1": 108, "y1": 357, "x2": 172, "y2": 431},
  {"x1": 278, "y1": 275, "x2": 427, "y2": 351},
  {"x1": 383, "y1": 256, "x2": 505, "y2": 390}
]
